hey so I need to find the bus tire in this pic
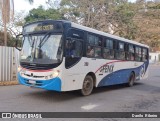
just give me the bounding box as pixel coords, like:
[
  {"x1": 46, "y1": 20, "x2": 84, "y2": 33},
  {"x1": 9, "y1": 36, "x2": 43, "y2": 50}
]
[
  {"x1": 127, "y1": 72, "x2": 135, "y2": 87},
  {"x1": 81, "y1": 75, "x2": 94, "y2": 96}
]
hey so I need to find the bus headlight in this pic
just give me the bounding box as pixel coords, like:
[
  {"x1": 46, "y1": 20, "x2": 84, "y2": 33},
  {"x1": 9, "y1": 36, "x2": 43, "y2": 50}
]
[
  {"x1": 51, "y1": 71, "x2": 59, "y2": 78},
  {"x1": 47, "y1": 70, "x2": 60, "y2": 79}
]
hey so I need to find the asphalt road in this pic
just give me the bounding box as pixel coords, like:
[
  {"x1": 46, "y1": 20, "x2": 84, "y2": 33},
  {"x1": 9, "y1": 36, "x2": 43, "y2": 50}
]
[{"x1": 0, "y1": 65, "x2": 160, "y2": 121}]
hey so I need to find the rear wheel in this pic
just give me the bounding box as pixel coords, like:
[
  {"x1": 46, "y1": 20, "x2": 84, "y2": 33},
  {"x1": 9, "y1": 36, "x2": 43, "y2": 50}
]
[
  {"x1": 81, "y1": 75, "x2": 94, "y2": 96},
  {"x1": 127, "y1": 72, "x2": 135, "y2": 87}
]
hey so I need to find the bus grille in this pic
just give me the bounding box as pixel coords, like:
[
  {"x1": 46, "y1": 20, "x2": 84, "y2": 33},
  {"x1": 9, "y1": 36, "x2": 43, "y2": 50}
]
[
  {"x1": 20, "y1": 62, "x2": 54, "y2": 70},
  {"x1": 24, "y1": 73, "x2": 44, "y2": 78}
]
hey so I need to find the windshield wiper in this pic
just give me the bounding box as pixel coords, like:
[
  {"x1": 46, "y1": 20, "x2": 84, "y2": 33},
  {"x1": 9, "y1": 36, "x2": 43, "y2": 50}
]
[
  {"x1": 38, "y1": 32, "x2": 51, "y2": 48},
  {"x1": 26, "y1": 34, "x2": 35, "y2": 61}
]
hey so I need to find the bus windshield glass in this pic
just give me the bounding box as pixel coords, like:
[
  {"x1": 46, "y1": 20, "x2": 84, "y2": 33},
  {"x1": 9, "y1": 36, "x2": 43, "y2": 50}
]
[{"x1": 20, "y1": 34, "x2": 63, "y2": 64}]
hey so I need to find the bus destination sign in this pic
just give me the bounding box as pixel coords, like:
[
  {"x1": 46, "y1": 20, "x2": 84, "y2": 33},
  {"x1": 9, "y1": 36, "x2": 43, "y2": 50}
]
[
  {"x1": 23, "y1": 22, "x2": 63, "y2": 33},
  {"x1": 34, "y1": 25, "x2": 54, "y2": 31}
]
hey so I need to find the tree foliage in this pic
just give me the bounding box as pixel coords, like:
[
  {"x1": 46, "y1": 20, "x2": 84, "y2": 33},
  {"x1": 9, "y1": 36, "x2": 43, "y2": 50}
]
[
  {"x1": 58, "y1": 0, "x2": 160, "y2": 51},
  {"x1": 133, "y1": 0, "x2": 160, "y2": 51},
  {"x1": 0, "y1": 11, "x2": 25, "y2": 37},
  {"x1": 24, "y1": 6, "x2": 63, "y2": 23},
  {"x1": 0, "y1": 31, "x2": 16, "y2": 47},
  {"x1": 59, "y1": 0, "x2": 137, "y2": 39}
]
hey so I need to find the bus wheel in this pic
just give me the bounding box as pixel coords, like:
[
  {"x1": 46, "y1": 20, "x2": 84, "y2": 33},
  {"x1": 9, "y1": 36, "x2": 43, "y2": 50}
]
[
  {"x1": 127, "y1": 72, "x2": 135, "y2": 87},
  {"x1": 81, "y1": 75, "x2": 94, "y2": 96}
]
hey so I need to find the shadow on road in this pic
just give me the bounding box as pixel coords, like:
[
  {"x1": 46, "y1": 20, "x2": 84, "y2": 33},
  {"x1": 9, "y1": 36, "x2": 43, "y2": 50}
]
[{"x1": 20, "y1": 82, "x2": 147, "y2": 102}]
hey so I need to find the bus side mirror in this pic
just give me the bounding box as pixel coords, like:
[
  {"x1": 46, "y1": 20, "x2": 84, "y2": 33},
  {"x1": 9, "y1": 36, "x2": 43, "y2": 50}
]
[{"x1": 15, "y1": 34, "x2": 23, "y2": 51}]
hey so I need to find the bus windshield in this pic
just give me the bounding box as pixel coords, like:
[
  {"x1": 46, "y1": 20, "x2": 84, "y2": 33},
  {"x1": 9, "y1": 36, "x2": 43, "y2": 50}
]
[{"x1": 20, "y1": 34, "x2": 63, "y2": 64}]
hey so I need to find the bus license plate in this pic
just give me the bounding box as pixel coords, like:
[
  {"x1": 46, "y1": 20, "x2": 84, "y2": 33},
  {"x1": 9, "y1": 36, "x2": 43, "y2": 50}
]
[{"x1": 29, "y1": 80, "x2": 36, "y2": 84}]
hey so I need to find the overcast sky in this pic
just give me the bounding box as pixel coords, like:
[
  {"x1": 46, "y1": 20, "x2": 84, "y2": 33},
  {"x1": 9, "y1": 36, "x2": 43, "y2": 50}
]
[
  {"x1": 14, "y1": 0, "x2": 136, "y2": 13},
  {"x1": 14, "y1": 0, "x2": 47, "y2": 13}
]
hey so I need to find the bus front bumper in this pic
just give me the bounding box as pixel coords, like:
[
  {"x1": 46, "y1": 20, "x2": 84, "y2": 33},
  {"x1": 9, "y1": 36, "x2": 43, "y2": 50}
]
[{"x1": 17, "y1": 73, "x2": 61, "y2": 91}]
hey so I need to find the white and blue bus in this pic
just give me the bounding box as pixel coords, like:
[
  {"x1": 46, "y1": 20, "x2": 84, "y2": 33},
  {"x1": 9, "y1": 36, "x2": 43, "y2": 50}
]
[{"x1": 16, "y1": 20, "x2": 149, "y2": 96}]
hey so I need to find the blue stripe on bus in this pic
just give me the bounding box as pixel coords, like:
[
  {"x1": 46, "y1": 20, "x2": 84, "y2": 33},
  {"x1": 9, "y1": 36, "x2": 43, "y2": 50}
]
[
  {"x1": 18, "y1": 73, "x2": 61, "y2": 91},
  {"x1": 98, "y1": 61, "x2": 149, "y2": 87}
]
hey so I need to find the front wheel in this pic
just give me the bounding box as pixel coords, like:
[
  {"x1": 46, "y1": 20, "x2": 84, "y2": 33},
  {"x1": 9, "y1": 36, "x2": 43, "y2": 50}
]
[
  {"x1": 81, "y1": 75, "x2": 94, "y2": 96},
  {"x1": 127, "y1": 72, "x2": 135, "y2": 87}
]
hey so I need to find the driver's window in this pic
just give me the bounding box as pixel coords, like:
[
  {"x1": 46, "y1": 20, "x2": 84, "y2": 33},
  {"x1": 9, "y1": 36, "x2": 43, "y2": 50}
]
[{"x1": 65, "y1": 39, "x2": 82, "y2": 57}]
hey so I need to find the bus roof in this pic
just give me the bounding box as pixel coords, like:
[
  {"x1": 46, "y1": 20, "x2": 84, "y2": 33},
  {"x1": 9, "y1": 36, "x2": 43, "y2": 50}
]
[{"x1": 71, "y1": 22, "x2": 149, "y2": 48}]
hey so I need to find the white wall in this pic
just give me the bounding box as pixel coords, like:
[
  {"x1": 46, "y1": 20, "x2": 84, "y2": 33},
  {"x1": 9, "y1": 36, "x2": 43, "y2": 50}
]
[
  {"x1": 0, "y1": 46, "x2": 19, "y2": 81},
  {"x1": 149, "y1": 52, "x2": 160, "y2": 64}
]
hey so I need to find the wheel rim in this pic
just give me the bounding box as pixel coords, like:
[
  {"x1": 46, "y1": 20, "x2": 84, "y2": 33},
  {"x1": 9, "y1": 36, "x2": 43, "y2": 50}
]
[{"x1": 83, "y1": 78, "x2": 93, "y2": 95}]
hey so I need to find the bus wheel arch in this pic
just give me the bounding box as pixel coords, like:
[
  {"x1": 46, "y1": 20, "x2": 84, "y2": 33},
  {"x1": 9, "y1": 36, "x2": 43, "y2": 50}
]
[
  {"x1": 80, "y1": 72, "x2": 96, "y2": 96},
  {"x1": 86, "y1": 72, "x2": 96, "y2": 87},
  {"x1": 127, "y1": 71, "x2": 135, "y2": 87}
]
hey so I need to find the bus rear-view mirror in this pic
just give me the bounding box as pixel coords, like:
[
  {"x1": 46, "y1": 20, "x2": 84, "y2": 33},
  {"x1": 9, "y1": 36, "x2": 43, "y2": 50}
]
[{"x1": 15, "y1": 34, "x2": 23, "y2": 51}]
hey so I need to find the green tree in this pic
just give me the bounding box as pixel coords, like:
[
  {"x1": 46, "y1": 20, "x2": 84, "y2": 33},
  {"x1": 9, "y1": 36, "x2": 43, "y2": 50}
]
[
  {"x1": 114, "y1": 3, "x2": 138, "y2": 39},
  {"x1": 25, "y1": 6, "x2": 63, "y2": 23}
]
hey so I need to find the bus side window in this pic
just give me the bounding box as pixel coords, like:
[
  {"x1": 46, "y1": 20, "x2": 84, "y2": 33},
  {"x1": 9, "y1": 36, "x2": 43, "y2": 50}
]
[
  {"x1": 135, "y1": 47, "x2": 142, "y2": 61},
  {"x1": 88, "y1": 34, "x2": 95, "y2": 45},
  {"x1": 95, "y1": 36, "x2": 102, "y2": 46},
  {"x1": 128, "y1": 44, "x2": 135, "y2": 61},
  {"x1": 65, "y1": 39, "x2": 73, "y2": 57},
  {"x1": 142, "y1": 48, "x2": 148, "y2": 61},
  {"x1": 87, "y1": 34, "x2": 95, "y2": 57},
  {"x1": 95, "y1": 47, "x2": 102, "y2": 58},
  {"x1": 74, "y1": 40, "x2": 83, "y2": 57},
  {"x1": 103, "y1": 39, "x2": 114, "y2": 59},
  {"x1": 87, "y1": 33, "x2": 102, "y2": 58},
  {"x1": 135, "y1": 47, "x2": 139, "y2": 61},
  {"x1": 66, "y1": 39, "x2": 83, "y2": 58},
  {"x1": 116, "y1": 42, "x2": 125, "y2": 60},
  {"x1": 87, "y1": 46, "x2": 94, "y2": 57},
  {"x1": 95, "y1": 36, "x2": 102, "y2": 58}
]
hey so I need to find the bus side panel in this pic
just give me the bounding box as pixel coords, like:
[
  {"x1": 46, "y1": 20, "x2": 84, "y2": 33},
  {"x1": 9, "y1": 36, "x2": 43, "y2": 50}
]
[
  {"x1": 60, "y1": 57, "x2": 149, "y2": 91},
  {"x1": 61, "y1": 73, "x2": 86, "y2": 91},
  {"x1": 60, "y1": 58, "x2": 94, "y2": 91},
  {"x1": 97, "y1": 61, "x2": 149, "y2": 87},
  {"x1": 61, "y1": 57, "x2": 105, "y2": 91}
]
